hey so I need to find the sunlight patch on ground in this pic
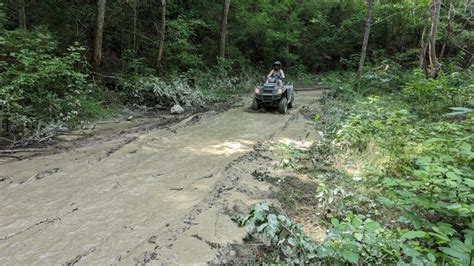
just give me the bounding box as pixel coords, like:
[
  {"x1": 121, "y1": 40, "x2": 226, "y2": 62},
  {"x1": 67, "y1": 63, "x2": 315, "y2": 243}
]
[
  {"x1": 276, "y1": 137, "x2": 314, "y2": 149},
  {"x1": 188, "y1": 140, "x2": 254, "y2": 156}
]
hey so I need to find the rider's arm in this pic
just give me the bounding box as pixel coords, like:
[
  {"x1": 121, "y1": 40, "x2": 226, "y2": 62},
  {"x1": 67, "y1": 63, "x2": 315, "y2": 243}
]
[
  {"x1": 280, "y1": 70, "x2": 286, "y2": 79},
  {"x1": 267, "y1": 70, "x2": 274, "y2": 78}
]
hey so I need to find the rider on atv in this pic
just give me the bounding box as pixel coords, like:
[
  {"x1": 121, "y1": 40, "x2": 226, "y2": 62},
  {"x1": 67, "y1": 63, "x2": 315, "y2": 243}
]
[{"x1": 267, "y1": 61, "x2": 285, "y2": 86}]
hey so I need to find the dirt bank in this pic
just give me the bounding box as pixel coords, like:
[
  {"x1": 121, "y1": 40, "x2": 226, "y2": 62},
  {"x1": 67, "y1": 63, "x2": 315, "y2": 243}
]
[{"x1": 0, "y1": 90, "x2": 323, "y2": 265}]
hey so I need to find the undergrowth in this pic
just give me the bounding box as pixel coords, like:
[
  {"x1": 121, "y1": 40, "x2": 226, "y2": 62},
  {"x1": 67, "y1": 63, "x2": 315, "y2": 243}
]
[{"x1": 239, "y1": 63, "x2": 474, "y2": 265}]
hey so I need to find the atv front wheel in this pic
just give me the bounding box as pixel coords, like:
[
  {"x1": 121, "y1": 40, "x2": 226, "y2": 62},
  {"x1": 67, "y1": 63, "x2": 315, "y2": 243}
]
[
  {"x1": 288, "y1": 95, "x2": 294, "y2": 109},
  {"x1": 251, "y1": 98, "x2": 261, "y2": 110},
  {"x1": 278, "y1": 97, "x2": 288, "y2": 114}
]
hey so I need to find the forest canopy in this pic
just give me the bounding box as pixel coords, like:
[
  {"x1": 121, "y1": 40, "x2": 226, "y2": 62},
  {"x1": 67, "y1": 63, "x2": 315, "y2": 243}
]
[{"x1": 1, "y1": 0, "x2": 471, "y2": 136}]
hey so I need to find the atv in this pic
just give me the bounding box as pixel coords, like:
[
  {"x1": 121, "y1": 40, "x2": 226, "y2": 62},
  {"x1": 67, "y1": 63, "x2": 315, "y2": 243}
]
[{"x1": 251, "y1": 78, "x2": 294, "y2": 114}]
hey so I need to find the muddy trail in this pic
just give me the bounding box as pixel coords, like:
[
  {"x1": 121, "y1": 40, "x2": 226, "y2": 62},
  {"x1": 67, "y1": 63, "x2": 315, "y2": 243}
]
[{"x1": 0, "y1": 90, "x2": 323, "y2": 265}]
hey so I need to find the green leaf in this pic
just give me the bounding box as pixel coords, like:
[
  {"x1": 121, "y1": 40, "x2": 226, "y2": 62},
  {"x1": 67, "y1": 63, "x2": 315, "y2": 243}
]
[
  {"x1": 288, "y1": 237, "x2": 298, "y2": 246},
  {"x1": 463, "y1": 179, "x2": 474, "y2": 188},
  {"x1": 354, "y1": 232, "x2": 363, "y2": 241},
  {"x1": 446, "y1": 203, "x2": 462, "y2": 210},
  {"x1": 401, "y1": 231, "x2": 426, "y2": 239},
  {"x1": 445, "y1": 172, "x2": 459, "y2": 179},
  {"x1": 427, "y1": 253, "x2": 436, "y2": 262},
  {"x1": 342, "y1": 251, "x2": 359, "y2": 263},
  {"x1": 365, "y1": 220, "x2": 381, "y2": 232},
  {"x1": 439, "y1": 247, "x2": 470, "y2": 263}
]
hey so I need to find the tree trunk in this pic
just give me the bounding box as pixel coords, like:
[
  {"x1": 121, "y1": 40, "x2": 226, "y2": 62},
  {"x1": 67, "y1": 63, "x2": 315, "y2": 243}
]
[
  {"x1": 419, "y1": 26, "x2": 427, "y2": 68},
  {"x1": 17, "y1": 0, "x2": 26, "y2": 30},
  {"x1": 92, "y1": 0, "x2": 106, "y2": 70},
  {"x1": 419, "y1": 26, "x2": 430, "y2": 77},
  {"x1": 357, "y1": 0, "x2": 373, "y2": 78},
  {"x1": 218, "y1": 0, "x2": 231, "y2": 59},
  {"x1": 156, "y1": 0, "x2": 166, "y2": 71},
  {"x1": 428, "y1": 0, "x2": 441, "y2": 79},
  {"x1": 439, "y1": 2, "x2": 454, "y2": 59},
  {"x1": 132, "y1": 0, "x2": 138, "y2": 53}
]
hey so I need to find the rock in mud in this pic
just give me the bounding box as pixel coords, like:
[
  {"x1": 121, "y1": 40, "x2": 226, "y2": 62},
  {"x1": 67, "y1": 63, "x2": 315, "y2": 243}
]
[{"x1": 171, "y1": 104, "x2": 185, "y2": 114}]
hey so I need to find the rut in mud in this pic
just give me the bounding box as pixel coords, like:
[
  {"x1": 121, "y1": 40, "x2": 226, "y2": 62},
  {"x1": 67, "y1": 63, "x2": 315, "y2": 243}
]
[{"x1": 0, "y1": 90, "x2": 323, "y2": 264}]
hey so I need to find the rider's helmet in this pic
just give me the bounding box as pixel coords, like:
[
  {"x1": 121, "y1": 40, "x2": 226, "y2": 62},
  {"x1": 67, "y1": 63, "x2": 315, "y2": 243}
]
[{"x1": 272, "y1": 61, "x2": 282, "y2": 70}]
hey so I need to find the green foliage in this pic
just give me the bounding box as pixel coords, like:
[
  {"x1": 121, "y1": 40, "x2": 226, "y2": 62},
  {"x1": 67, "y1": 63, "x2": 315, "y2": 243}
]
[
  {"x1": 239, "y1": 203, "x2": 438, "y2": 264},
  {"x1": 119, "y1": 58, "x2": 251, "y2": 108},
  {"x1": 119, "y1": 75, "x2": 208, "y2": 108},
  {"x1": 320, "y1": 215, "x2": 436, "y2": 265},
  {"x1": 319, "y1": 66, "x2": 474, "y2": 265},
  {"x1": 12, "y1": 0, "x2": 469, "y2": 73},
  {"x1": 0, "y1": 28, "x2": 103, "y2": 134},
  {"x1": 165, "y1": 17, "x2": 207, "y2": 72},
  {"x1": 238, "y1": 203, "x2": 319, "y2": 264},
  {"x1": 402, "y1": 68, "x2": 474, "y2": 116},
  {"x1": 273, "y1": 143, "x2": 308, "y2": 169},
  {"x1": 241, "y1": 64, "x2": 473, "y2": 265}
]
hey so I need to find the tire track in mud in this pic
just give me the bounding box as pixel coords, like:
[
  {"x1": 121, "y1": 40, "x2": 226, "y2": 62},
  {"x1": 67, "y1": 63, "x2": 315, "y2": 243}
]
[
  {"x1": 0, "y1": 207, "x2": 79, "y2": 241},
  {"x1": 0, "y1": 91, "x2": 323, "y2": 265},
  {"x1": 132, "y1": 148, "x2": 263, "y2": 264},
  {"x1": 131, "y1": 106, "x2": 306, "y2": 264},
  {"x1": 97, "y1": 136, "x2": 138, "y2": 161},
  {"x1": 63, "y1": 246, "x2": 97, "y2": 266}
]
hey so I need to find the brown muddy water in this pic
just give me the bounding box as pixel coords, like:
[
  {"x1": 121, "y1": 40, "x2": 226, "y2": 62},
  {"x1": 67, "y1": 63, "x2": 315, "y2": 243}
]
[{"x1": 0, "y1": 90, "x2": 323, "y2": 265}]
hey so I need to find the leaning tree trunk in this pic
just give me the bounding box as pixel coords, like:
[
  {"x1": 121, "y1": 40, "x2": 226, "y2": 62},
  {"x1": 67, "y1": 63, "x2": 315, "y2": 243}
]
[
  {"x1": 357, "y1": 0, "x2": 373, "y2": 79},
  {"x1": 156, "y1": 0, "x2": 166, "y2": 70},
  {"x1": 428, "y1": 0, "x2": 442, "y2": 79},
  {"x1": 92, "y1": 0, "x2": 107, "y2": 70},
  {"x1": 439, "y1": 2, "x2": 454, "y2": 59},
  {"x1": 218, "y1": 0, "x2": 231, "y2": 59},
  {"x1": 17, "y1": 0, "x2": 26, "y2": 30}
]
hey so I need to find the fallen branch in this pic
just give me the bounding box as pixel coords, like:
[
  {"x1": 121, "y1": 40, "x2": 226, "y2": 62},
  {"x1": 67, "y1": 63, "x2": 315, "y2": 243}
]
[
  {"x1": 0, "y1": 154, "x2": 21, "y2": 160},
  {"x1": 0, "y1": 148, "x2": 46, "y2": 154}
]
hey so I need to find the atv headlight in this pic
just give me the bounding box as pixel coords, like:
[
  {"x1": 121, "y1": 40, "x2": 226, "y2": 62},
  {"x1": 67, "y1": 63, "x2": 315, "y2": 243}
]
[
  {"x1": 255, "y1": 88, "x2": 262, "y2": 95},
  {"x1": 275, "y1": 88, "x2": 284, "y2": 94}
]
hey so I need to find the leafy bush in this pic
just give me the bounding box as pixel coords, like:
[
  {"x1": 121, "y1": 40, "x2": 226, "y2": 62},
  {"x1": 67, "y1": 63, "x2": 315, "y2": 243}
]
[
  {"x1": 165, "y1": 17, "x2": 207, "y2": 72},
  {"x1": 242, "y1": 66, "x2": 473, "y2": 265},
  {"x1": 0, "y1": 28, "x2": 103, "y2": 135},
  {"x1": 119, "y1": 58, "x2": 254, "y2": 109},
  {"x1": 119, "y1": 75, "x2": 208, "y2": 108},
  {"x1": 239, "y1": 203, "x2": 439, "y2": 265},
  {"x1": 238, "y1": 203, "x2": 320, "y2": 264},
  {"x1": 402, "y1": 68, "x2": 474, "y2": 116},
  {"x1": 323, "y1": 67, "x2": 474, "y2": 264}
]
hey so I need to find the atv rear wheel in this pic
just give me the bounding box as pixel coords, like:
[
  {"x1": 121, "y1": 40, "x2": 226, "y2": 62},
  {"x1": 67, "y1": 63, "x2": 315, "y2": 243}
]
[
  {"x1": 251, "y1": 98, "x2": 261, "y2": 110},
  {"x1": 278, "y1": 97, "x2": 288, "y2": 114}
]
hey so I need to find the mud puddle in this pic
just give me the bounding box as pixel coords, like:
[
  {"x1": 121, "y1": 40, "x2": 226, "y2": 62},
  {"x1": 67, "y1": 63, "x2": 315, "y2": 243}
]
[{"x1": 0, "y1": 90, "x2": 323, "y2": 265}]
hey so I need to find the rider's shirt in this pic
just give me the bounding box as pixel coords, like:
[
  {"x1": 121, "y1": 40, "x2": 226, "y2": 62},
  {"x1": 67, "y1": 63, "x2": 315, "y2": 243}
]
[{"x1": 267, "y1": 69, "x2": 285, "y2": 79}]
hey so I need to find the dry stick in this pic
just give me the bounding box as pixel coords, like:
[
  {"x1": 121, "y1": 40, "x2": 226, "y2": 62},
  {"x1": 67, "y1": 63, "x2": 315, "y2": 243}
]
[{"x1": 0, "y1": 136, "x2": 16, "y2": 144}]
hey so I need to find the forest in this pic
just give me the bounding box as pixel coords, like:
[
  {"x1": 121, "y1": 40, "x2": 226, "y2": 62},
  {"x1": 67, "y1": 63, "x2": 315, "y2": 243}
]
[{"x1": 0, "y1": 0, "x2": 473, "y2": 265}]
